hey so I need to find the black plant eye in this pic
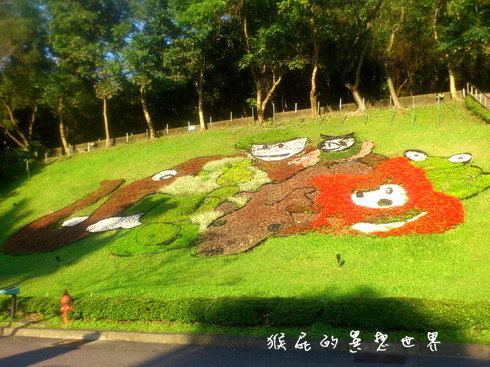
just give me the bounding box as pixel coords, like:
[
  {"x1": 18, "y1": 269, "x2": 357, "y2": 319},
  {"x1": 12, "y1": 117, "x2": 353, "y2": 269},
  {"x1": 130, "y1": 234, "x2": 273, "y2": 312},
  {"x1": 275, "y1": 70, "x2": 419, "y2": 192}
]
[
  {"x1": 356, "y1": 191, "x2": 364, "y2": 198},
  {"x1": 278, "y1": 143, "x2": 284, "y2": 148},
  {"x1": 386, "y1": 187, "x2": 393, "y2": 194},
  {"x1": 340, "y1": 141, "x2": 347, "y2": 146},
  {"x1": 262, "y1": 144, "x2": 268, "y2": 149}
]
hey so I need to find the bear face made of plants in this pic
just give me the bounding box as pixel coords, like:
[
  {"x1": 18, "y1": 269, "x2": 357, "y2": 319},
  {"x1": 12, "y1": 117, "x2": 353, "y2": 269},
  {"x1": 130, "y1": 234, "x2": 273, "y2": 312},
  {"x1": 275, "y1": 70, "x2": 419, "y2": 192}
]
[{"x1": 310, "y1": 157, "x2": 464, "y2": 236}]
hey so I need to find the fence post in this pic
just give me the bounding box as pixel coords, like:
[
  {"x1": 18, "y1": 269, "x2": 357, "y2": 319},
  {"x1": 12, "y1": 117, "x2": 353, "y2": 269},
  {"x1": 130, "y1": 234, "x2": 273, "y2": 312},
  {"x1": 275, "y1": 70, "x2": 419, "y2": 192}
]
[
  {"x1": 145, "y1": 129, "x2": 149, "y2": 139},
  {"x1": 339, "y1": 98, "x2": 342, "y2": 110},
  {"x1": 362, "y1": 98, "x2": 365, "y2": 110},
  {"x1": 26, "y1": 160, "x2": 30, "y2": 179},
  {"x1": 317, "y1": 101, "x2": 320, "y2": 116},
  {"x1": 230, "y1": 112, "x2": 233, "y2": 121},
  {"x1": 272, "y1": 102, "x2": 275, "y2": 122},
  {"x1": 389, "y1": 95, "x2": 392, "y2": 108},
  {"x1": 87, "y1": 143, "x2": 90, "y2": 152},
  {"x1": 294, "y1": 102, "x2": 297, "y2": 113},
  {"x1": 437, "y1": 97, "x2": 441, "y2": 127},
  {"x1": 44, "y1": 152, "x2": 48, "y2": 165},
  {"x1": 411, "y1": 96, "x2": 415, "y2": 125},
  {"x1": 462, "y1": 88, "x2": 465, "y2": 98},
  {"x1": 166, "y1": 124, "x2": 169, "y2": 134},
  {"x1": 126, "y1": 133, "x2": 129, "y2": 143},
  {"x1": 251, "y1": 107, "x2": 254, "y2": 120}
]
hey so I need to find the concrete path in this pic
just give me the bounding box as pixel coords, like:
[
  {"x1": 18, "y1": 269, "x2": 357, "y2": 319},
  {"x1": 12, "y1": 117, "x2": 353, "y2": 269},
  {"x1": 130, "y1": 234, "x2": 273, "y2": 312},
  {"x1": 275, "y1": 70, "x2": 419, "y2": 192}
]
[{"x1": 0, "y1": 336, "x2": 489, "y2": 367}]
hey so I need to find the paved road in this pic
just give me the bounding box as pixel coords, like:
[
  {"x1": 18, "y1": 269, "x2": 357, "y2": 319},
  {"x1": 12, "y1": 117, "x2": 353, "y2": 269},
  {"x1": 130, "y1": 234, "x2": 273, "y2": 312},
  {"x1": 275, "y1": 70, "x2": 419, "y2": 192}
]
[{"x1": 0, "y1": 336, "x2": 488, "y2": 367}]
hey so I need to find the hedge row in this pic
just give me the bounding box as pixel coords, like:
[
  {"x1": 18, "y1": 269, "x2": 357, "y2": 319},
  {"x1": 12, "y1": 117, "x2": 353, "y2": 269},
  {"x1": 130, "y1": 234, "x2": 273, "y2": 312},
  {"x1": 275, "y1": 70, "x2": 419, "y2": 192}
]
[
  {"x1": 1, "y1": 295, "x2": 488, "y2": 331},
  {"x1": 465, "y1": 95, "x2": 490, "y2": 123}
]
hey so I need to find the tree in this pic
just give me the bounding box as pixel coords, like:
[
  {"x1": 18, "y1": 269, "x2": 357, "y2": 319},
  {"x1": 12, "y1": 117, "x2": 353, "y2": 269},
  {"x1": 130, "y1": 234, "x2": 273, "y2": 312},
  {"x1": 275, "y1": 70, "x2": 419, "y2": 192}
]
[
  {"x1": 0, "y1": 0, "x2": 45, "y2": 150},
  {"x1": 231, "y1": 0, "x2": 303, "y2": 123},
  {"x1": 431, "y1": 0, "x2": 489, "y2": 99},
  {"x1": 373, "y1": 0, "x2": 408, "y2": 109},
  {"x1": 123, "y1": 0, "x2": 176, "y2": 138},
  {"x1": 166, "y1": 0, "x2": 226, "y2": 130},
  {"x1": 335, "y1": 0, "x2": 384, "y2": 112}
]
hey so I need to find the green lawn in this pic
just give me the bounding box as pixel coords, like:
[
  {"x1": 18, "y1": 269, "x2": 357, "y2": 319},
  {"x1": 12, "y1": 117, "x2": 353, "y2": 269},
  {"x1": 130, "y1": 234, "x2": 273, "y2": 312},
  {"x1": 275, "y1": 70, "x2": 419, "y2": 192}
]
[{"x1": 0, "y1": 101, "x2": 489, "y2": 305}]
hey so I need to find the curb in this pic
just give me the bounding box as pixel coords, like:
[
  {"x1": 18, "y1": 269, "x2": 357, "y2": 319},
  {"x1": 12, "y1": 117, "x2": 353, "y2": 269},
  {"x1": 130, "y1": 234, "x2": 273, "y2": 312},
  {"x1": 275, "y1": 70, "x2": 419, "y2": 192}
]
[{"x1": 0, "y1": 326, "x2": 488, "y2": 359}]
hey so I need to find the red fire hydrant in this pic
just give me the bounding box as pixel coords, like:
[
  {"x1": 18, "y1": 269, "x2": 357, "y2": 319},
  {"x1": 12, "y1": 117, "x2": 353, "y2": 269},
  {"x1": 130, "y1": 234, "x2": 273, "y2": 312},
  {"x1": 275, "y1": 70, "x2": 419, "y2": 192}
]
[{"x1": 59, "y1": 290, "x2": 74, "y2": 324}]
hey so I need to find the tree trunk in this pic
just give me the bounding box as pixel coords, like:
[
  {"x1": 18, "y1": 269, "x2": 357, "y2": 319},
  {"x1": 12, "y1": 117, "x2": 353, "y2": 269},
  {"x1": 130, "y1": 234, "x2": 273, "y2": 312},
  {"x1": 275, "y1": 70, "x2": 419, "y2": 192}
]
[
  {"x1": 140, "y1": 85, "x2": 155, "y2": 138},
  {"x1": 196, "y1": 70, "x2": 206, "y2": 130},
  {"x1": 386, "y1": 69, "x2": 402, "y2": 109},
  {"x1": 345, "y1": 83, "x2": 365, "y2": 112},
  {"x1": 0, "y1": 93, "x2": 29, "y2": 149},
  {"x1": 256, "y1": 87, "x2": 265, "y2": 123},
  {"x1": 28, "y1": 104, "x2": 37, "y2": 138},
  {"x1": 310, "y1": 22, "x2": 319, "y2": 118},
  {"x1": 103, "y1": 97, "x2": 111, "y2": 147},
  {"x1": 448, "y1": 67, "x2": 459, "y2": 99},
  {"x1": 58, "y1": 97, "x2": 71, "y2": 157}
]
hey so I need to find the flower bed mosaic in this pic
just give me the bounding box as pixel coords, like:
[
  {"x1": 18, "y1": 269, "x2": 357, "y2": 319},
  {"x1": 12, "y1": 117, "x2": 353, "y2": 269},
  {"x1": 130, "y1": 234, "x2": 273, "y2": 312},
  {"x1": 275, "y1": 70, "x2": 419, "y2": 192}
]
[{"x1": 3, "y1": 131, "x2": 481, "y2": 257}]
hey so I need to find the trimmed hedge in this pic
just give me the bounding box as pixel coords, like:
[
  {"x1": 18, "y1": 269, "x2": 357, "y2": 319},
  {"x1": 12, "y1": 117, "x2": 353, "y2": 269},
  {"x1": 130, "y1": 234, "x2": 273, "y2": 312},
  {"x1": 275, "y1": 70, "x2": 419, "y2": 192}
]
[
  {"x1": 70, "y1": 297, "x2": 323, "y2": 327},
  {"x1": 0, "y1": 296, "x2": 59, "y2": 316},
  {"x1": 465, "y1": 95, "x2": 490, "y2": 123},
  {"x1": 1, "y1": 295, "x2": 488, "y2": 331},
  {"x1": 321, "y1": 297, "x2": 489, "y2": 332}
]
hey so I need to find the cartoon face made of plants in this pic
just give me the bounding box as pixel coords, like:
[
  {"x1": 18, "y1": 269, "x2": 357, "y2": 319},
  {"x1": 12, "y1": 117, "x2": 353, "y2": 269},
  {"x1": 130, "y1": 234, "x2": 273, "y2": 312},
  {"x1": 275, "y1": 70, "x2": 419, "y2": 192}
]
[
  {"x1": 106, "y1": 157, "x2": 271, "y2": 256},
  {"x1": 404, "y1": 150, "x2": 490, "y2": 199},
  {"x1": 310, "y1": 157, "x2": 464, "y2": 236},
  {"x1": 318, "y1": 133, "x2": 356, "y2": 152}
]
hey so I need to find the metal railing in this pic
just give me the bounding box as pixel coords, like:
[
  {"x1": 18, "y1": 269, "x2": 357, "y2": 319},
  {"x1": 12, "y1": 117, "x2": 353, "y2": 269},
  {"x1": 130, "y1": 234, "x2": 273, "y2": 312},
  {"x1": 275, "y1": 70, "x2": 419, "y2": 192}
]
[{"x1": 463, "y1": 82, "x2": 489, "y2": 110}]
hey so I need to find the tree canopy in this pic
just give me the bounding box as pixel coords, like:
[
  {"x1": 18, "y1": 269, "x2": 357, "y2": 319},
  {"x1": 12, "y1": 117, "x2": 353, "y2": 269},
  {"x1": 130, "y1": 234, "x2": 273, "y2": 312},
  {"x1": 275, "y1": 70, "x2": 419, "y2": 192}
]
[{"x1": 0, "y1": 0, "x2": 488, "y2": 156}]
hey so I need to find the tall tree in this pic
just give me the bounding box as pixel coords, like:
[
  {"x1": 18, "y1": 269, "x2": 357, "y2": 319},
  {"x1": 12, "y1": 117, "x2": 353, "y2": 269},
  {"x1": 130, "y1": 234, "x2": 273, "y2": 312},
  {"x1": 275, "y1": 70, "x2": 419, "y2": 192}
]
[
  {"x1": 431, "y1": 0, "x2": 489, "y2": 99},
  {"x1": 166, "y1": 0, "x2": 226, "y2": 130},
  {"x1": 123, "y1": 0, "x2": 175, "y2": 138},
  {"x1": 231, "y1": 0, "x2": 303, "y2": 123},
  {"x1": 0, "y1": 0, "x2": 45, "y2": 150},
  {"x1": 336, "y1": 0, "x2": 384, "y2": 112}
]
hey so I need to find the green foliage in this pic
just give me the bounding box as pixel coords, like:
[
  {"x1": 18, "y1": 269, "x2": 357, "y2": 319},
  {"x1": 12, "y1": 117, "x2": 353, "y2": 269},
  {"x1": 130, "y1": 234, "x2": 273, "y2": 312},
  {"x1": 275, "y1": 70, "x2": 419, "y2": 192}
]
[
  {"x1": 0, "y1": 296, "x2": 58, "y2": 316},
  {"x1": 235, "y1": 130, "x2": 301, "y2": 150},
  {"x1": 208, "y1": 186, "x2": 240, "y2": 201},
  {"x1": 465, "y1": 96, "x2": 490, "y2": 124},
  {"x1": 141, "y1": 195, "x2": 205, "y2": 223},
  {"x1": 3, "y1": 295, "x2": 487, "y2": 332},
  {"x1": 109, "y1": 222, "x2": 191, "y2": 256},
  {"x1": 321, "y1": 297, "x2": 490, "y2": 331},
  {"x1": 70, "y1": 296, "x2": 322, "y2": 327},
  {"x1": 216, "y1": 160, "x2": 255, "y2": 186},
  {"x1": 411, "y1": 155, "x2": 490, "y2": 199},
  {"x1": 124, "y1": 194, "x2": 165, "y2": 216}
]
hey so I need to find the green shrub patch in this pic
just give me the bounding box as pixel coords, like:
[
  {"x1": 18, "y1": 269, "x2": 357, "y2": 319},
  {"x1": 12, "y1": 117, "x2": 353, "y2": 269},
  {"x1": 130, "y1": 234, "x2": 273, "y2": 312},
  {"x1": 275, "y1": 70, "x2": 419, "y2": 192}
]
[
  {"x1": 2, "y1": 295, "x2": 487, "y2": 332},
  {"x1": 465, "y1": 96, "x2": 490, "y2": 123},
  {"x1": 109, "y1": 222, "x2": 199, "y2": 256}
]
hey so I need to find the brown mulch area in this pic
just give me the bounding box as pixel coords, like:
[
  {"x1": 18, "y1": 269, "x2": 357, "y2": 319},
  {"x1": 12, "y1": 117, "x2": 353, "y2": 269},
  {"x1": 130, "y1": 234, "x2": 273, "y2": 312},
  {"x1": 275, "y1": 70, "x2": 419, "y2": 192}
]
[
  {"x1": 3, "y1": 155, "x2": 242, "y2": 255},
  {"x1": 196, "y1": 161, "x2": 375, "y2": 257},
  {"x1": 2, "y1": 179, "x2": 124, "y2": 255}
]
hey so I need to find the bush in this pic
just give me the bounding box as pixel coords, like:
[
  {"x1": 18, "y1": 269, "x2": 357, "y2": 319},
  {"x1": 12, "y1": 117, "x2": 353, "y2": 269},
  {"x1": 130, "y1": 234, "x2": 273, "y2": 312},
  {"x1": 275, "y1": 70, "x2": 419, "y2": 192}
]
[
  {"x1": 465, "y1": 96, "x2": 490, "y2": 123},
  {"x1": 0, "y1": 296, "x2": 58, "y2": 316},
  {"x1": 321, "y1": 297, "x2": 490, "y2": 331},
  {"x1": 70, "y1": 297, "x2": 323, "y2": 327},
  {"x1": 1, "y1": 295, "x2": 488, "y2": 332}
]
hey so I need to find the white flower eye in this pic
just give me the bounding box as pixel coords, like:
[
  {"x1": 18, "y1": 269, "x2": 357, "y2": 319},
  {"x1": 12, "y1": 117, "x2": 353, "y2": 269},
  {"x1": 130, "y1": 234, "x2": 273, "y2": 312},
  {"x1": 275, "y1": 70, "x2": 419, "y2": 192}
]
[
  {"x1": 404, "y1": 150, "x2": 428, "y2": 162},
  {"x1": 448, "y1": 153, "x2": 472, "y2": 163},
  {"x1": 152, "y1": 170, "x2": 178, "y2": 181}
]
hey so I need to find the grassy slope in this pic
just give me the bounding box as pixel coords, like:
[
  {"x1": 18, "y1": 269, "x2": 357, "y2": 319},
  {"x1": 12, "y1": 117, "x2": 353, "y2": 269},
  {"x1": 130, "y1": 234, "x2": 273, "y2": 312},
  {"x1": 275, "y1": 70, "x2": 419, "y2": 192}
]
[{"x1": 0, "y1": 102, "x2": 488, "y2": 305}]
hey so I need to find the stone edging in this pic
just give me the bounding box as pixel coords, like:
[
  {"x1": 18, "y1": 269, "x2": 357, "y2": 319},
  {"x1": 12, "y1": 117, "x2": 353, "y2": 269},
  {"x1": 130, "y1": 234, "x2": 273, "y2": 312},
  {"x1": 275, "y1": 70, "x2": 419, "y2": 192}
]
[{"x1": 0, "y1": 327, "x2": 488, "y2": 360}]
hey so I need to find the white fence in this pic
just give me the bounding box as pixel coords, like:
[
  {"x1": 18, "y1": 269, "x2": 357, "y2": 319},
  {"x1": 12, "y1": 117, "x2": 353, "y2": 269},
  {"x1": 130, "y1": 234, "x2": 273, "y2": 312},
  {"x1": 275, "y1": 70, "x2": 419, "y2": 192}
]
[{"x1": 463, "y1": 82, "x2": 489, "y2": 110}]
